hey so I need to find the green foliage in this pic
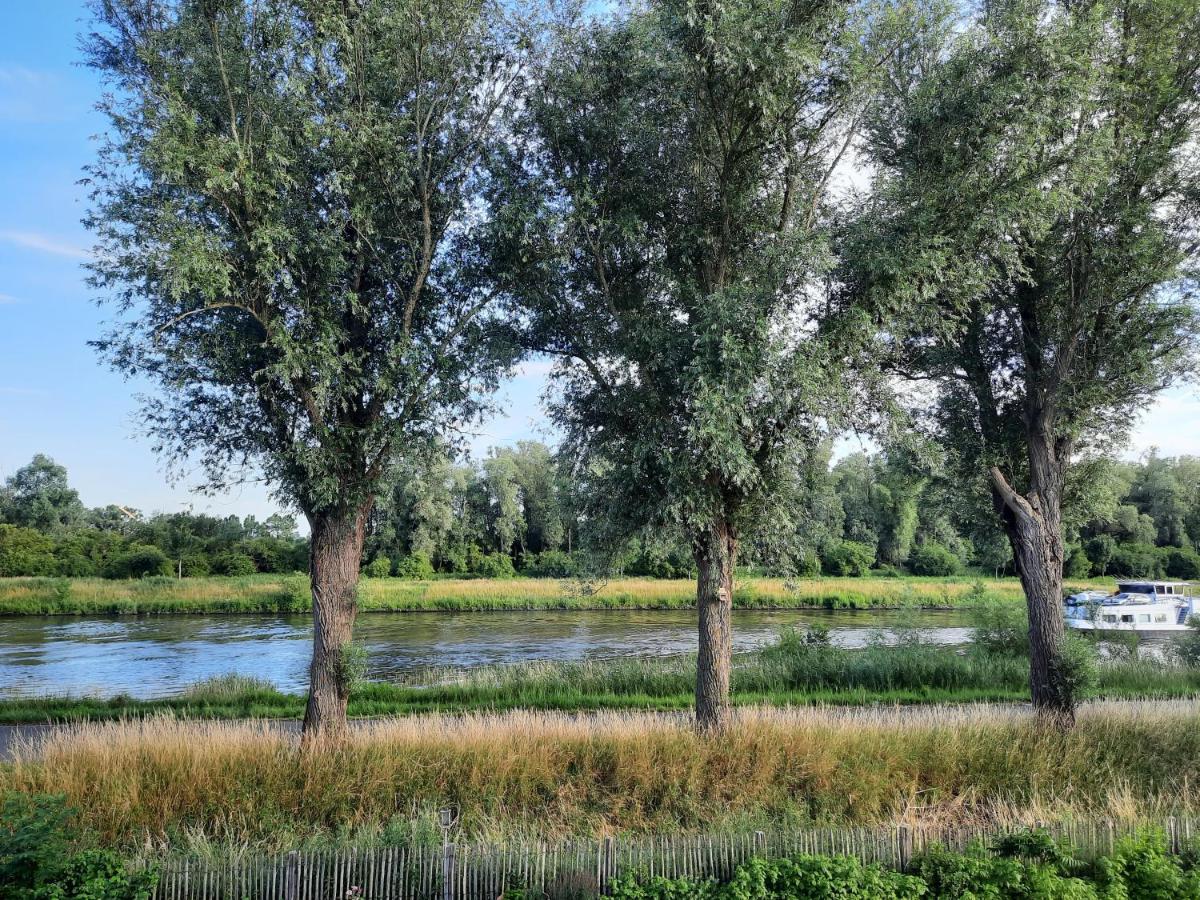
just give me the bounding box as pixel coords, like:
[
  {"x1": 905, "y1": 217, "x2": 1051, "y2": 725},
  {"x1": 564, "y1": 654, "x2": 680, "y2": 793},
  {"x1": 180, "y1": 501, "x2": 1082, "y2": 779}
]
[
  {"x1": 362, "y1": 556, "x2": 392, "y2": 578},
  {"x1": 1096, "y1": 831, "x2": 1200, "y2": 900},
  {"x1": 102, "y1": 546, "x2": 170, "y2": 580},
  {"x1": 1058, "y1": 634, "x2": 1101, "y2": 701},
  {"x1": 908, "y1": 543, "x2": 962, "y2": 577},
  {"x1": 522, "y1": 550, "x2": 579, "y2": 578},
  {"x1": 969, "y1": 594, "x2": 1029, "y2": 657},
  {"x1": 0, "y1": 455, "x2": 86, "y2": 534},
  {"x1": 0, "y1": 526, "x2": 57, "y2": 578},
  {"x1": 0, "y1": 793, "x2": 157, "y2": 900},
  {"x1": 1109, "y1": 544, "x2": 1167, "y2": 579},
  {"x1": 394, "y1": 552, "x2": 435, "y2": 580},
  {"x1": 84, "y1": 0, "x2": 534, "y2": 526},
  {"x1": 211, "y1": 552, "x2": 256, "y2": 577},
  {"x1": 821, "y1": 542, "x2": 877, "y2": 578},
  {"x1": 471, "y1": 553, "x2": 517, "y2": 579},
  {"x1": 1167, "y1": 549, "x2": 1200, "y2": 581}
]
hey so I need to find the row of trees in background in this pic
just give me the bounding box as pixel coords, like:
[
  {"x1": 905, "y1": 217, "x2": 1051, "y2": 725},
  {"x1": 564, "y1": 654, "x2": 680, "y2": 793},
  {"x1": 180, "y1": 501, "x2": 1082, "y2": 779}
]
[
  {"x1": 0, "y1": 455, "x2": 306, "y2": 578},
  {"x1": 7, "y1": 446, "x2": 1200, "y2": 583}
]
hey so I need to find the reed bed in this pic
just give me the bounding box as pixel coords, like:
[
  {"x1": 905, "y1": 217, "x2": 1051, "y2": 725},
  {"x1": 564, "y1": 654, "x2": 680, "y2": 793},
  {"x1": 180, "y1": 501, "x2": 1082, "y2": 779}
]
[
  {"x1": 0, "y1": 574, "x2": 1106, "y2": 615},
  {"x1": 4, "y1": 700, "x2": 1198, "y2": 852}
]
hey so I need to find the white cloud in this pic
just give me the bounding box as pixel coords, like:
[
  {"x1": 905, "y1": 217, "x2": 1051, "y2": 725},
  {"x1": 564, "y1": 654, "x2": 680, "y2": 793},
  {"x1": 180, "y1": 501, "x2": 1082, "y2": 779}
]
[
  {"x1": 0, "y1": 65, "x2": 53, "y2": 86},
  {"x1": 0, "y1": 230, "x2": 90, "y2": 260},
  {"x1": 1126, "y1": 389, "x2": 1200, "y2": 459}
]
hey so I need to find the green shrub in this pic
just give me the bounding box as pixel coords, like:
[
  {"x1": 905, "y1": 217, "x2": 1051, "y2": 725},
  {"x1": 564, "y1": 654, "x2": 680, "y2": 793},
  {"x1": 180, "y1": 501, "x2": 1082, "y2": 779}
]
[
  {"x1": 179, "y1": 554, "x2": 211, "y2": 577},
  {"x1": 1166, "y1": 548, "x2": 1200, "y2": 580},
  {"x1": 1058, "y1": 633, "x2": 1100, "y2": 699},
  {"x1": 1109, "y1": 543, "x2": 1166, "y2": 578},
  {"x1": 471, "y1": 552, "x2": 517, "y2": 579},
  {"x1": 1171, "y1": 616, "x2": 1200, "y2": 667},
  {"x1": 1065, "y1": 547, "x2": 1092, "y2": 578},
  {"x1": 969, "y1": 594, "x2": 1029, "y2": 656},
  {"x1": 395, "y1": 551, "x2": 435, "y2": 579},
  {"x1": 0, "y1": 793, "x2": 157, "y2": 900},
  {"x1": 908, "y1": 542, "x2": 962, "y2": 577},
  {"x1": 103, "y1": 545, "x2": 171, "y2": 579},
  {"x1": 1096, "y1": 831, "x2": 1200, "y2": 900},
  {"x1": 363, "y1": 556, "x2": 392, "y2": 578},
  {"x1": 54, "y1": 553, "x2": 98, "y2": 578},
  {"x1": 522, "y1": 550, "x2": 579, "y2": 578},
  {"x1": 211, "y1": 551, "x2": 257, "y2": 577},
  {"x1": 0, "y1": 525, "x2": 57, "y2": 577},
  {"x1": 820, "y1": 541, "x2": 876, "y2": 577}
]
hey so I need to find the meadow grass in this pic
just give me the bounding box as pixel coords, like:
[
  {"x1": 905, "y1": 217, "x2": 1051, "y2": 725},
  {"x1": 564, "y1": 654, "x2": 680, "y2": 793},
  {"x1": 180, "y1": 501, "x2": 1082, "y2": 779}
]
[
  {"x1": 1, "y1": 642, "x2": 1196, "y2": 723},
  {"x1": 0, "y1": 574, "x2": 1110, "y2": 615},
  {"x1": 4, "y1": 700, "x2": 1199, "y2": 851}
]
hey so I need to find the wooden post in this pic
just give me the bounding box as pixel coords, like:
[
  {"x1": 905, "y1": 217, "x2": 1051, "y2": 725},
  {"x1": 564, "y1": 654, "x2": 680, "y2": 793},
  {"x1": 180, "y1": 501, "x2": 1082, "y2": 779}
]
[
  {"x1": 753, "y1": 831, "x2": 766, "y2": 857},
  {"x1": 601, "y1": 836, "x2": 615, "y2": 893},
  {"x1": 898, "y1": 825, "x2": 913, "y2": 871},
  {"x1": 284, "y1": 850, "x2": 300, "y2": 900},
  {"x1": 442, "y1": 840, "x2": 456, "y2": 900}
]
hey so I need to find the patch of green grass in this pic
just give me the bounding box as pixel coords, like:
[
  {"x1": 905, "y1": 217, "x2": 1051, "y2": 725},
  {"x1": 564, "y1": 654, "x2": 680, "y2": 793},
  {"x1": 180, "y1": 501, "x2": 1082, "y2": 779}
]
[{"x1": 2, "y1": 639, "x2": 1197, "y2": 724}]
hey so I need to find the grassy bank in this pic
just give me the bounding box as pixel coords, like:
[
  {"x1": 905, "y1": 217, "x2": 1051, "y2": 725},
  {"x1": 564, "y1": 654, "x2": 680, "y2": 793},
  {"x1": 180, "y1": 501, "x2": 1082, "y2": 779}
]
[
  {"x1": 4, "y1": 701, "x2": 1199, "y2": 851},
  {"x1": 0, "y1": 574, "x2": 1108, "y2": 615},
  {"x1": 2, "y1": 640, "x2": 1196, "y2": 723}
]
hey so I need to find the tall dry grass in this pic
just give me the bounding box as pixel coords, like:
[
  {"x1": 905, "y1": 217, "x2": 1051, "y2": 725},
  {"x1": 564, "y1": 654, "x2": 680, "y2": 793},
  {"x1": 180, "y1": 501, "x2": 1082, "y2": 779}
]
[{"x1": 3, "y1": 700, "x2": 1197, "y2": 851}]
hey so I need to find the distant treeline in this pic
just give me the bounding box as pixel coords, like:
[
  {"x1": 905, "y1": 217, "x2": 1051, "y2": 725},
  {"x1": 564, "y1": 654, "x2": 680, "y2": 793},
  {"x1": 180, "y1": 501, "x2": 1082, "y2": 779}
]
[{"x1": 2, "y1": 446, "x2": 1199, "y2": 581}]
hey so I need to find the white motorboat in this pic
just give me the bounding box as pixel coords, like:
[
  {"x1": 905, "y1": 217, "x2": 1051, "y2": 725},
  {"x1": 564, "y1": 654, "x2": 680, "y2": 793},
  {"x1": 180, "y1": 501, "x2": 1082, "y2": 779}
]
[{"x1": 1065, "y1": 580, "x2": 1197, "y2": 635}]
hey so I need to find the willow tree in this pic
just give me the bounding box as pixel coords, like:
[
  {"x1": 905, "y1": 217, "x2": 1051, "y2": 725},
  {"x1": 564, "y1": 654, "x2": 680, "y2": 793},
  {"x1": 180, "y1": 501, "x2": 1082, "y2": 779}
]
[
  {"x1": 845, "y1": 0, "x2": 1200, "y2": 719},
  {"x1": 508, "y1": 0, "x2": 897, "y2": 730},
  {"x1": 84, "y1": 0, "x2": 532, "y2": 736}
]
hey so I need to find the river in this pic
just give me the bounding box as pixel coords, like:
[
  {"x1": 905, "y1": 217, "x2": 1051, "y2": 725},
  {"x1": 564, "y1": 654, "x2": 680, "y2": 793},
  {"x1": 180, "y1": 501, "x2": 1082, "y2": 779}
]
[{"x1": 0, "y1": 608, "x2": 973, "y2": 699}]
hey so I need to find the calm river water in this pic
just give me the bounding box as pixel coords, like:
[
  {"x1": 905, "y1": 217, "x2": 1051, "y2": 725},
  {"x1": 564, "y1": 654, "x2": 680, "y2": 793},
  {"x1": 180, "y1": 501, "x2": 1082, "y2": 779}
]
[{"x1": 0, "y1": 608, "x2": 972, "y2": 699}]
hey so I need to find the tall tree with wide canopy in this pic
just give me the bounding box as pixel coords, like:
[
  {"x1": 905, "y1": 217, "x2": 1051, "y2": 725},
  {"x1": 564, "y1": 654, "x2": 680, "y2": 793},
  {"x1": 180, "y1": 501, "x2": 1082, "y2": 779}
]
[
  {"x1": 508, "y1": 0, "x2": 896, "y2": 730},
  {"x1": 844, "y1": 0, "x2": 1200, "y2": 719},
  {"x1": 84, "y1": 0, "x2": 534, "y2": 736}
]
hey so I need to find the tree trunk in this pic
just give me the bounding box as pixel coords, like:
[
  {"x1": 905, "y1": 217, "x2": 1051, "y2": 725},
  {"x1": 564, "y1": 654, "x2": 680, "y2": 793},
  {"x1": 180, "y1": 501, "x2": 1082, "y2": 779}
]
[
  {"x1": 989, "y1": 431, "x2": 1075, "y2": 724},
  {"x1": 303, "y1": 502, "x2": 371, "y2": 740},
  {"x1": 694, "y1": 519, "x2": 737, "y2": 733}
]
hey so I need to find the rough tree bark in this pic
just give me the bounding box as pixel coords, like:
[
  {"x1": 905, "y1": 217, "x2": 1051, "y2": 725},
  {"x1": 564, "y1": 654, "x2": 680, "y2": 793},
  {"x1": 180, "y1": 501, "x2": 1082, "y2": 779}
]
[
  {"x1": 989, "y1": 427, "x2": 1075, "y2": 724},
  {"x1": 303, "y1": 501, "x2": 372, "y2": 740},
  {"x1": 694, "y1": 519, "x2": 737, "y2": 733}
]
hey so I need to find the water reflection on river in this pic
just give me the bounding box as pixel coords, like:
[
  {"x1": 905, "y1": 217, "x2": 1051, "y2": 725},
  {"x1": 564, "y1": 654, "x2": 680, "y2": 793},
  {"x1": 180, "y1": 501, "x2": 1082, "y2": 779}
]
[{"x1": 0, "y1": 608, "x2": 973, "y2": 699}]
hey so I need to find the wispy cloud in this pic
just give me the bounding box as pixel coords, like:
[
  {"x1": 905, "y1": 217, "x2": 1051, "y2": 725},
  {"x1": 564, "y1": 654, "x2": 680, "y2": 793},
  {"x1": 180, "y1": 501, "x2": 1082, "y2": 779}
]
[
  {"x1": 0, "y1": 230, "x2": 90, "y2": 260},
  {"x1": 0, "y1": 65, "x2": 54, "y2": 87},
  {"x1": 0, "y1": 293, "x2": 22, "y2": 305}
]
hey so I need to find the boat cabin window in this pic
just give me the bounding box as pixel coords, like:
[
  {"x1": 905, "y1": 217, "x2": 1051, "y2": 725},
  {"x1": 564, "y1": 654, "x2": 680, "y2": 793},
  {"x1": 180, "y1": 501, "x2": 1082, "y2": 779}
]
[
  {"x1": 1156, "y1": 614, "x2": 1169, "y2": 623},
  {"x1": 1121, "y1": 614, "x2": 1134, "y2": 623},
  {"x1": 1139, "y1": 614, "x2": 1152, "y2": 623},
  {"x1": 1103, "y1": 615, "x2": 1117, "y2": 623}
]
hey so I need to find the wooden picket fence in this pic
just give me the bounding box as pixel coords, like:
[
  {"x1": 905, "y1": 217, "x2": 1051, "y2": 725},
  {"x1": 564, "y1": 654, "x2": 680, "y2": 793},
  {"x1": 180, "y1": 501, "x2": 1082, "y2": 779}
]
[{"x1": 147, "y1": 816, "x2": 1199, "y2": 900}]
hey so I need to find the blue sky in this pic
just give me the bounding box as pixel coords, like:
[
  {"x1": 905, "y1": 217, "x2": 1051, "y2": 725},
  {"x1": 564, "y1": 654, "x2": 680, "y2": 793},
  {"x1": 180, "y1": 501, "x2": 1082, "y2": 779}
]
[{"x1": 0, "y1": 2, "x2": 1195, "y2": 522}]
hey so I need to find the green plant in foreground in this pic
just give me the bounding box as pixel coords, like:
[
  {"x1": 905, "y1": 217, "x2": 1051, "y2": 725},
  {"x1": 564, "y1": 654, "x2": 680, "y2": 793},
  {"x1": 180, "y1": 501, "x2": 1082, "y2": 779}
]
[
  {"x1": 506, "y1": 830, "x2": 1200, "y2": 899},
  {"x1": 0, "y1": 793, "x2": 157, "y2": 900}
]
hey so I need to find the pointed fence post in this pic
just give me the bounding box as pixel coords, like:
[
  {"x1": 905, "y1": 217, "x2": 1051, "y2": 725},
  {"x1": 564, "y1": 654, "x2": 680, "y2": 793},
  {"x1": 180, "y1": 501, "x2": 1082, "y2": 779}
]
[
  {"x1": 753, "y1": 832, "x2": 766, "y2": 858},
  {"x1": 898, "y1": 825, "x2": 913, "y2": 871}
]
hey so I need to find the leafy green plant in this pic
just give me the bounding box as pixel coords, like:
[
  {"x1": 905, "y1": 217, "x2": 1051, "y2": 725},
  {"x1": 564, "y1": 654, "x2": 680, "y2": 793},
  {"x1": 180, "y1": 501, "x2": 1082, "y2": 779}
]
[{"x1": 0, "y1": 793, "x2": 157, "y2": 900}]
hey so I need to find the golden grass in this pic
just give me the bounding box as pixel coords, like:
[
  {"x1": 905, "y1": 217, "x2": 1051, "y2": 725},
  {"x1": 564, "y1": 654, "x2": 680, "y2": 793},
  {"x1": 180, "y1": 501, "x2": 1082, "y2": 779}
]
[
  {"x1": 0, "y1": 574, "x2": 1115, "y2": 615},
  {"x1": 3, "y1": 699, "x2": 1195, "y2": 851}
]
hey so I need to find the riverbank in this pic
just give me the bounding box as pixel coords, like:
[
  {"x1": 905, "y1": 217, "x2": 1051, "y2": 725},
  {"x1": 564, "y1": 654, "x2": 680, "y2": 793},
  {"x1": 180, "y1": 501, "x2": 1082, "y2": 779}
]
[
  {"x1": 2, "y1": 643, "x2": 1195, "y2": 724},
  {"x1": 3, "y1": 700, "x2": 1198, "y2": 850},
  {"x1": 0, "y1": 574, "x2": 1107, "y2": 615}
]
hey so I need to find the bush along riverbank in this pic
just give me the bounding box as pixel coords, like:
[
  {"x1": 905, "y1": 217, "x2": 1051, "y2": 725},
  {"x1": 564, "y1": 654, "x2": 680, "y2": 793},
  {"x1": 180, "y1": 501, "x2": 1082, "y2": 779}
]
[
  {"x1": 0, "y1": 574, "x2": 1111, "y2": 615},
  {"x1": 2, "y1": 617, "x2": 1198, "y2": 723}
]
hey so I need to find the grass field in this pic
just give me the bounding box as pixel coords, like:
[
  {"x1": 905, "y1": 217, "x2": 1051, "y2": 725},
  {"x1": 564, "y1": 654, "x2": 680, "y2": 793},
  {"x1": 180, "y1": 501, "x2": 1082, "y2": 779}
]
[
  {"x1": 1, "y1": 639, "x2": 1195, "y2": 723},
  {"x1": 4, "y1": 701, "x2": 1199, "y2": 851},
  {"x1": 0, "y1": 573, "x2": 1110, "y2": 615}
]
